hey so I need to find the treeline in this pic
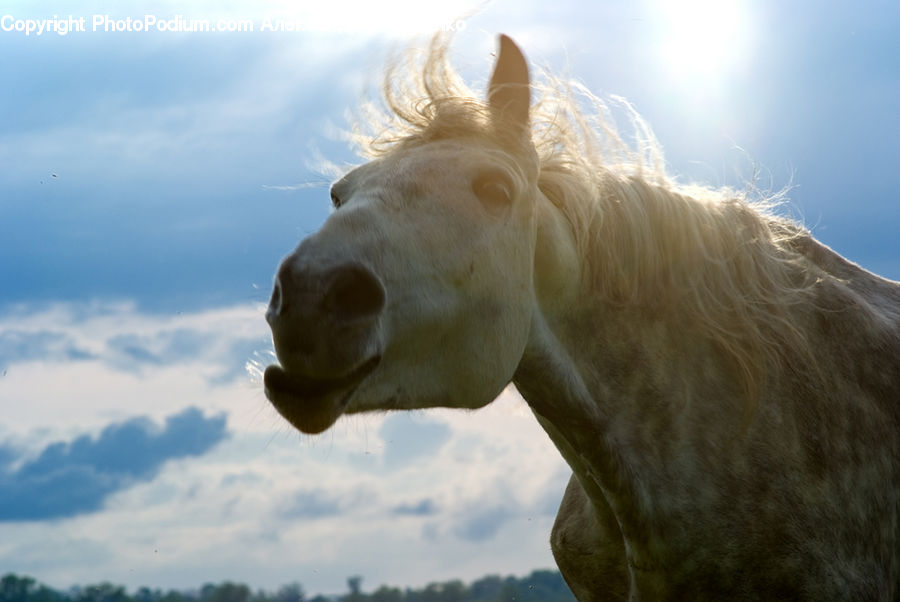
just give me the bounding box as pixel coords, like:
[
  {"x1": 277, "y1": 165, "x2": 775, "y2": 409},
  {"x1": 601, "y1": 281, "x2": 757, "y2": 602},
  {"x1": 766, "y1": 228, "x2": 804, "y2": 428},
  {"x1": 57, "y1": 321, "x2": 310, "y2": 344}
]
[{"x1": 0, "y1": 570, "x2": 575, "y2": 602}]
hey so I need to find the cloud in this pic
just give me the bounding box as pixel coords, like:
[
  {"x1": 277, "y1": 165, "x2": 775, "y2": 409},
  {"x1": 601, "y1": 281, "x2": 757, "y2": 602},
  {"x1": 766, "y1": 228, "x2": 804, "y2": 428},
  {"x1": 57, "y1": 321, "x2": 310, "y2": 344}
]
[
  {"x1": 392, "y1": 498, "x2": 438, "y2": 516},
  {"x1": 283, "y1": 482, "x2": 388, "y2": 519},
  {"x1": 282, "y1": 489, "x2": 348, "y2": 519},
  {"x1": 0, "y1": 329, "x2": 96, "y2": 371},
  {"x1": 453, "y1": 506, "x2": 512, "y2": 542},
  {"x1": 107, "y1": 334, "x2": 164, "y2": 366},
  {"x1": 0, "y1": 302, "x2": 270, "y2": 386},
  {"x1": 0, "y1": 407, "x2": 228, "y2": 522},
  {"x1": 378, "y1": 414, "x2": 451, "y2": 470}
]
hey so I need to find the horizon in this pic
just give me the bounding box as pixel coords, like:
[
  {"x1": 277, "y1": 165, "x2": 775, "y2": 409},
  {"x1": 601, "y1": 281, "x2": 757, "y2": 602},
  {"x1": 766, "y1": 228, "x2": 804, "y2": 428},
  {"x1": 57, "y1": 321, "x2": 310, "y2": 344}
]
[{"x1": 2, "y1": 568, "x2": 574, "y2": 599}]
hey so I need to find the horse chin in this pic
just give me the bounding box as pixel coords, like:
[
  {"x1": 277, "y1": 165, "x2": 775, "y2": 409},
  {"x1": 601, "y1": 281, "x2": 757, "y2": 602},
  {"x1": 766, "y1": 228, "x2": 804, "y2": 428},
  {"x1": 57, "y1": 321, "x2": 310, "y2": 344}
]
[{"x1": 263, "y1": 356, "x2": 381, "y2": 434}]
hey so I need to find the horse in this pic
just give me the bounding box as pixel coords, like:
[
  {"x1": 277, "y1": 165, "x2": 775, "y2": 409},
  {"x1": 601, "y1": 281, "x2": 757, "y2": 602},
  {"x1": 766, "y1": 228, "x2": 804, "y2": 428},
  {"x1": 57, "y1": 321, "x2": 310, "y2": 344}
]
[{"x1": 263, "y1": 34, "x2": 900, "y2": 599}]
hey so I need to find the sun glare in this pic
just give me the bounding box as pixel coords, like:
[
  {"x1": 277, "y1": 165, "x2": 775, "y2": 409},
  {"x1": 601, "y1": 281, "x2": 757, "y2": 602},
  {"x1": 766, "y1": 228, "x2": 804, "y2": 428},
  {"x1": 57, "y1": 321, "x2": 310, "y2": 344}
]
[{"x1": 657, "y1": 0, "x2": 748, "y2": 83}]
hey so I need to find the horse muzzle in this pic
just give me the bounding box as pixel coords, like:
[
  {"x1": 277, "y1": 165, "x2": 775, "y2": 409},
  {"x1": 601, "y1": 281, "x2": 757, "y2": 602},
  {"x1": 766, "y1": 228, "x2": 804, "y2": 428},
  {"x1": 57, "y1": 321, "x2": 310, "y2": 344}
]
[{"x1": 264, "y1": 251, "x2": 385, "y2": 433}]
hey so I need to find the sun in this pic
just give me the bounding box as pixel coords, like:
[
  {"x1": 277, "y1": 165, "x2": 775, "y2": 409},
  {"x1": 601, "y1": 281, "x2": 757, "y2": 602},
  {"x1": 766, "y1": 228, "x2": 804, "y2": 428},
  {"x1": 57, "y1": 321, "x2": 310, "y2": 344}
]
[{"x1": 656, "y1": 0, "x2": 749, "y2": 83}]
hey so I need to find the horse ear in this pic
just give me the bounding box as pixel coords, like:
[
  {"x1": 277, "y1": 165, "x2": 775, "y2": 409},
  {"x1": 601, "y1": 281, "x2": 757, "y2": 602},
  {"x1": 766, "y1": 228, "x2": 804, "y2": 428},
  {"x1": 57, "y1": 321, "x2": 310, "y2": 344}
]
[{"x1": 488, "y1": 34, "x2": 530, "y2": 134}]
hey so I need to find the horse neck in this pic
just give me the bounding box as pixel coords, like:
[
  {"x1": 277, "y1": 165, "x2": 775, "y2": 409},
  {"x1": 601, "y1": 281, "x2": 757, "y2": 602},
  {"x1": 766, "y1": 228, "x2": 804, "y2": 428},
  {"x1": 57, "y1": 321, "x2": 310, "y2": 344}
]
[
  {"x1": 516, "y1": 188, "x2": 900, "y2": 530},
  {"x1": 515, "y1": 186, "x2": 900, "y2": 580},
  {"x1": 513, "y1": 190, "x2": 751, "y2": 521},
  {"x1": 516, "y1": 297, "x2": 742, "y2": 473}
]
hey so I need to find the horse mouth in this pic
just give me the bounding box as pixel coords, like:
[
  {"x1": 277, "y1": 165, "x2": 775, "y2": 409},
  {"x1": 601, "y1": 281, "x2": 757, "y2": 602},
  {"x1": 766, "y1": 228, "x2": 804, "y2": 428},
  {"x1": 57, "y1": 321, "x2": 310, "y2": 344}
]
[{"x1": 264, "y1": 356, "x2": 381, "y2": 434}]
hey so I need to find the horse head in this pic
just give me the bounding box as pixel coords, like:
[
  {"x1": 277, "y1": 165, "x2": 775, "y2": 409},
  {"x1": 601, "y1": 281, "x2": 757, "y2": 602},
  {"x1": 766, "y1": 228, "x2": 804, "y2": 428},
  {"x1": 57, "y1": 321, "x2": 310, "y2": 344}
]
[{"x1": 264, "y1": 36, "x2": 568, "y2": 434}]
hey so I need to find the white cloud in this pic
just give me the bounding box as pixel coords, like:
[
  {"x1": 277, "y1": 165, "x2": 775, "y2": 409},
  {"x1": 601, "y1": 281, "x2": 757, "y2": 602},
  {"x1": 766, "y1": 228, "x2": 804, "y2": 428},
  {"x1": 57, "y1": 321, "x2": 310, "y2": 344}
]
[{"x1": 0, "y1": 301, "x2": 270, "y2": 443}]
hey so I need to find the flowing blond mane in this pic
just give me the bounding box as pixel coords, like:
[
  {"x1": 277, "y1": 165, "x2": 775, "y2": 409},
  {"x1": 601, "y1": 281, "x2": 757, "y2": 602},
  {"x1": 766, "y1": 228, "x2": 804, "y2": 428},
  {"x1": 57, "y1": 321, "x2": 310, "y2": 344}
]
[{"x1": 352, "y1": 34, "x2": 817, "y2": 399}]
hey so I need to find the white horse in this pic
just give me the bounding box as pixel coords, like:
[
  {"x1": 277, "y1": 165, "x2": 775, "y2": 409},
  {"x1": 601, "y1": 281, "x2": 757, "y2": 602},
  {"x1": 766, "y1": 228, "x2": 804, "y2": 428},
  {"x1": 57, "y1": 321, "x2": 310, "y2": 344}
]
[{"x1": 264, "y1": 34, "x2": 900, "y2": 599}]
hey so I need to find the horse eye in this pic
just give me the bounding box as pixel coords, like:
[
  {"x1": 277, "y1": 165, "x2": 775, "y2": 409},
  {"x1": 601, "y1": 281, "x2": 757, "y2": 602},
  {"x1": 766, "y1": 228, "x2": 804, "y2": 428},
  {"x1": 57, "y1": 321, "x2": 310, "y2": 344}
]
[{"x1": 472, "y1": 172, "x2": 513, "y2": 208}]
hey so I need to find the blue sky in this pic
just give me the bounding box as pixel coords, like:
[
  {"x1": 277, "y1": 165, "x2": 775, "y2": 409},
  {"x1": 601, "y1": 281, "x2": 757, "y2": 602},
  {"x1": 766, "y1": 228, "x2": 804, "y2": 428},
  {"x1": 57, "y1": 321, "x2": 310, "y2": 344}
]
[{"x1": 1, "y1": 0, "x2": 898, "y2": 596}]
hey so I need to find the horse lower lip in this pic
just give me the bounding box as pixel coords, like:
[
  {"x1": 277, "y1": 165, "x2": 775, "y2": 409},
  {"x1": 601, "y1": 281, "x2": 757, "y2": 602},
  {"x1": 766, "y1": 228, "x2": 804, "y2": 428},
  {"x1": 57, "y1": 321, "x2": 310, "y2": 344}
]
[
  {"x1": 263, "y1": 356, "x2": 380, "y2": 434},
  {"x1": 263, "y1": 356, "x2": 380, "y2": 402}
]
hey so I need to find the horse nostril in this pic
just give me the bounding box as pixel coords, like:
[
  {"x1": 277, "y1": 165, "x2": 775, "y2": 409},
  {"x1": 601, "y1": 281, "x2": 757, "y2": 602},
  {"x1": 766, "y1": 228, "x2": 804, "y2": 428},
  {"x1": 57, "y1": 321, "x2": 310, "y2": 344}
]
[{"x1": 322, "y1": 263, "x2": 386, "y2": 321}]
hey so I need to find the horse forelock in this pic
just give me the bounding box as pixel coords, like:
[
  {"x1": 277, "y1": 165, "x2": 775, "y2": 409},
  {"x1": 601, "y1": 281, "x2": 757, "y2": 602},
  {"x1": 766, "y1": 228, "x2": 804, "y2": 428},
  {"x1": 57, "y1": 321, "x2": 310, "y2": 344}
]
[{"x1": 352, "y1": 32, "x2": 820, "y2": 400}]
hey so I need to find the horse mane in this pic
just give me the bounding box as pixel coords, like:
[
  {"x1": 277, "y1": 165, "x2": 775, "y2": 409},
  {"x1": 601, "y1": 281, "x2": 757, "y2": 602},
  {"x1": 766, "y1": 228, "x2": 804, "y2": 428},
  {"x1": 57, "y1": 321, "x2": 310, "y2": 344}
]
[{"x1": 352, "y1": 33, "x2": 818, "y2": 399}]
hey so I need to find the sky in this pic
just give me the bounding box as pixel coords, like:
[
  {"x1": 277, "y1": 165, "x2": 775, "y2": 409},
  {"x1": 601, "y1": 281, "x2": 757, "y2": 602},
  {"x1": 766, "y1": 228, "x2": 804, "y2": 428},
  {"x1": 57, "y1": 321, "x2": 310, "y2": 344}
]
[{"x1": 1, "y1": 0, "x2": 899, "y2": 597}]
